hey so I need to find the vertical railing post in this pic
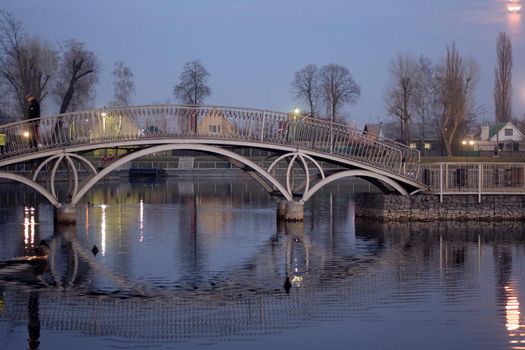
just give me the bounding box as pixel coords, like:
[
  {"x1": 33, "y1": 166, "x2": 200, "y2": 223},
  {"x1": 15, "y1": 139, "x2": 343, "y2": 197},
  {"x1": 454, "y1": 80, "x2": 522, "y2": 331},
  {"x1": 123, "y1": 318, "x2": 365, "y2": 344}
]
[
  {"x1": 521, "y1": 163, "x2": 525, "y2": 190},
  {"x1": 440, "y1": 163, "x2": 443, "y2": 203},
  {"x1": 478, "y1": 163, "x2": 482, "y2": 203},
  {"x1": 445, "y1": 163, "x2": 449, "y2": 193},
  {"x1": 260, "y1": 111, "x2": 266, "y2": 142},
  {"x1": 248, "y1": 113, "x2": 252, "y2": 140}
]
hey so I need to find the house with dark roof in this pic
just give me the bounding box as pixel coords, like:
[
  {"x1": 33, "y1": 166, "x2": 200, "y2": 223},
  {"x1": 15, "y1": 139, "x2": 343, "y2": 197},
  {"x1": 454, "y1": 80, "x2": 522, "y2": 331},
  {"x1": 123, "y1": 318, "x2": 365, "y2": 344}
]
[
  {"x1": 367, "y1": 121, "x2": 442, "y2": 156},
  {"x1": 363, "y1": 123, "x2": 384, "y2": 141}
]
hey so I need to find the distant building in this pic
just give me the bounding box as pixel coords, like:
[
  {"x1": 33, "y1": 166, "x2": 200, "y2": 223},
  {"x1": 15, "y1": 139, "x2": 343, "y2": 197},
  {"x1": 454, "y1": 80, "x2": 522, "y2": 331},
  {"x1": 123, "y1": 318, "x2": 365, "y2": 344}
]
[
  {"x1": 477, "y1": 122, "x2": 525, "y2": 156},
  {"x1": 196, "y1": 108, "x2": 236, "y2": 136},
  {"x1": 367, "y1": 121, "x2": 441, "y2": 156},
  {"x1": 363, "y1": 123, "x2": 384, "y2": 141}
]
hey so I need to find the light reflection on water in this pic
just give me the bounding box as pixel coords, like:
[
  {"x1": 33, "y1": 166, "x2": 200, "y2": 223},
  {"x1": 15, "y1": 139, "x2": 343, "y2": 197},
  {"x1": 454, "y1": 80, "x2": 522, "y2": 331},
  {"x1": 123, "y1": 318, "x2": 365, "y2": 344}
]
[{"x1": 0, "y1": 178, "x2": 525, "y2": 349}]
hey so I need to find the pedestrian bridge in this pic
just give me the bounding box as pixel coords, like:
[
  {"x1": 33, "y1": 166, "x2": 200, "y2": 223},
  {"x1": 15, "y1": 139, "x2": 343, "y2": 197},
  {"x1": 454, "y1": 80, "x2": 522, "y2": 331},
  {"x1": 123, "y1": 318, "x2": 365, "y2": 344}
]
[{"x1": 0, "y1": 105, "x2": 424, "y2": 220}]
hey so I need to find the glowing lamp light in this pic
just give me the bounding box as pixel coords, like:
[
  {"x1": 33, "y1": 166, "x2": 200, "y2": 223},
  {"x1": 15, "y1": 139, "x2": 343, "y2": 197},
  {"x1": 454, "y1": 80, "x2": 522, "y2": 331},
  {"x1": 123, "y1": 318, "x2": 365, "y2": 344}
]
[
  {"x1": 292, "y1": 107, "x2": 300, "y2": 121},
  {"x1": 508, "y1": 0, "x2": 522, "y2": 13},
  {"x1": 23, "y1": 131, "x2": 30, "y2": 138}
]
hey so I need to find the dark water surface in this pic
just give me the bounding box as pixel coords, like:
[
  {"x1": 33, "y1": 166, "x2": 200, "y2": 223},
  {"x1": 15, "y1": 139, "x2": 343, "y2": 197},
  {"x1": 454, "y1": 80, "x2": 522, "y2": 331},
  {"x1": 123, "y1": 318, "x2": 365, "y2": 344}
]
[{"x1": 0, "y1": 178, "x2": 525, "y2": 349}]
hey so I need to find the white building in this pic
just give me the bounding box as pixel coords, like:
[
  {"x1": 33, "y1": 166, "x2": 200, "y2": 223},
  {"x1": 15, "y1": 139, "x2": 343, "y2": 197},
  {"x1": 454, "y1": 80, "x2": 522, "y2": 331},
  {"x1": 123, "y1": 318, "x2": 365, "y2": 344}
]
[{"x1": 478, "y1": 122, "x2": 525, "y2": 155}]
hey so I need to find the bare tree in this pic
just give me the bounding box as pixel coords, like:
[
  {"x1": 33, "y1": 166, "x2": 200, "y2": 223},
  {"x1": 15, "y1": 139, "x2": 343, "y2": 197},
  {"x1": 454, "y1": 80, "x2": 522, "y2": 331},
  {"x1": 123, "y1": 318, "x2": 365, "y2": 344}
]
[
  {"x1": 0, "y1": 10, "x2": 58, "y2": 119},
  {"x1": 54, "y1": 39, "x2": 100, "y2": 114},
  {"x1": 494, "y1": 32, "x2": 512, "y2": 123},
  {"x1": 173, "y1": 60, "x2": 211, "y2": 106},
  {"x1": 318, "y1": 64, "x2": 360, "y2": 123},
  {"x1": 385, "y1": 52, "x2": 416, "y2": 144},
  {"x1": 291, "y1": 64, "x2": 320, "y2": 116},
  {"x1": 412, "y1": 55, "x2": 435, "y2": 151},
  {"x1": 0, "y1": 77, "x2": 10, "y2": 122},
  {"x1": 434, "y1": 43, "x2": 479, "y2": 156},
  {"x1": 109, "y1": 61, "x2": 135, "y2": 107}
]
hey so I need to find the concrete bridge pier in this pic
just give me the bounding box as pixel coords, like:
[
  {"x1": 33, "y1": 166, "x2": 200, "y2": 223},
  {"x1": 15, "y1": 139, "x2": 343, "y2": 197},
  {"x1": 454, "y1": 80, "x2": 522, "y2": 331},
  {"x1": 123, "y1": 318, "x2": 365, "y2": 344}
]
[
  {"x1": 277, "y1": 200, "x2": 288, "y2": 219},
  {"x1": 285, "y1": 201, "x2": 304, "y2": 222},
  {"x1": 277, "y1": 200, "x2": 304, "y2": 221},
  {"x1": 55, "y1": 204, "x2": 76, "y2": 224}
]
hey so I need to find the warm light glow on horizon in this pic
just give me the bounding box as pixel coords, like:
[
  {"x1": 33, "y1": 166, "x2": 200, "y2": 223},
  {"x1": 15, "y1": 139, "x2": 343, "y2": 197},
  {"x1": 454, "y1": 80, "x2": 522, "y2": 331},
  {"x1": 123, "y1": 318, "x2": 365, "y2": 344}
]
[
  {"x1": 508, "y1": 11, "x2": 522, "y2": 34},
  {"x1": 508, "y1": 0, "x2": 522, "y2": 13}
]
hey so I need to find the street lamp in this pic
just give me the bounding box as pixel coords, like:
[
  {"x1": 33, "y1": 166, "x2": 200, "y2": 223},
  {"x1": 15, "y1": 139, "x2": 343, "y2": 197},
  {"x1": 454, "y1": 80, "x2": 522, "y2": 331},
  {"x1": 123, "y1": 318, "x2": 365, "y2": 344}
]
[
  {"x1": 101, "y1": 111, "x2": 107, "y2": 133},
  {"x1": 461, "y1": 139, "x2": 476, "y2": 161},
  {"x1": 293, "y1": 107, "x2": 300, "y2": 121},
  {"x1": 461, "y1": 139, "x2": 469, "y2": 161}
]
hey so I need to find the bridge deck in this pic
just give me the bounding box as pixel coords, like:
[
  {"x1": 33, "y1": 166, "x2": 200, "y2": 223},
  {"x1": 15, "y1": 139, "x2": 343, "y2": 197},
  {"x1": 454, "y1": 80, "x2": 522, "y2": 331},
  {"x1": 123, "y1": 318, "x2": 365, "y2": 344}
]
[{"x1": 0, "y1": 105, "x2": 420, "y2": 180}]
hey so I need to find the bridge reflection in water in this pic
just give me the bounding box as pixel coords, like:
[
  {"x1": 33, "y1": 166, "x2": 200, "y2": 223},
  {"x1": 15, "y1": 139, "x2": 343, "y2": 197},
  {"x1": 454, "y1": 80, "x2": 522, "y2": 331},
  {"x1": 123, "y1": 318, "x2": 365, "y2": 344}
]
[{"x1": 0, "y1": 179, "x2": 525, "y2": 349}]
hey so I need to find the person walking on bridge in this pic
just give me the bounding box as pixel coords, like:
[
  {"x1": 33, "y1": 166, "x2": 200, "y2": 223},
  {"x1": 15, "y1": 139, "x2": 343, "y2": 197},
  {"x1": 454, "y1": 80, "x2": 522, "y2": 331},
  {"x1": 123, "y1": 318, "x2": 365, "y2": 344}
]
[{"x1": 26, "y1": 94, "x2": 41, "y2": 148}]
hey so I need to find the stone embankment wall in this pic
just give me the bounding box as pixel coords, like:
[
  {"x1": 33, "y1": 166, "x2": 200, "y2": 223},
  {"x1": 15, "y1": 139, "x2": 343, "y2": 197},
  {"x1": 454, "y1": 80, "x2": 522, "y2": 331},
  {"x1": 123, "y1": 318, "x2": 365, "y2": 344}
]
[
  {"x1": 355, "y1": 218, "x2": 525, "y2": 239},
  {"x1": 355, "y1": 193, "x2": 525, "y2": 222}
]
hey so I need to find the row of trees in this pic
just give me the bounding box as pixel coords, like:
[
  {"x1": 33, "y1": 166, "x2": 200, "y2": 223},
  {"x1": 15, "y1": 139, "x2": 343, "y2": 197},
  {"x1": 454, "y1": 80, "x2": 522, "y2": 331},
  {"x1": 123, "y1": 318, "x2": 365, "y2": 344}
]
[
  {"x1": 384, "y1": 44, "x2": 479, "y2": 155},
  {"x1": 290, "y1": 63, "x2": 360, "y2": 123},
  {"x1": 384, "y1": 33, "x2": 515, "y2": 155},
  {"x1": 0, "y1": 10, "x2": 98, "y2": 119},
  {"x1": 1, "y1": 10, "x2": 517, "y2": 158},
  {"x1": 0, "y1": 10, "x2": 136, "y2": 122},
  {"x1": 0, "y1": 10, "x2": 211, "y2": 121},
  {"x1": 0, "y1": 8, "x2": 208, "y2": 120}
]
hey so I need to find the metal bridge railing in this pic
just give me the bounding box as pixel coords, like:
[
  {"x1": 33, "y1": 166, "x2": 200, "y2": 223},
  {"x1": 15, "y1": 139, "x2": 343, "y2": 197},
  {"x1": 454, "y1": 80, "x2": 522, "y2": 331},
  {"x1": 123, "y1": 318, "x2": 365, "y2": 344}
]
[
  {"x1": 419, "y1": 162, "x2": 525, "y2": 201},
  {"x1": 0, "y1": 105, "x2": 420, "y2": 180}
]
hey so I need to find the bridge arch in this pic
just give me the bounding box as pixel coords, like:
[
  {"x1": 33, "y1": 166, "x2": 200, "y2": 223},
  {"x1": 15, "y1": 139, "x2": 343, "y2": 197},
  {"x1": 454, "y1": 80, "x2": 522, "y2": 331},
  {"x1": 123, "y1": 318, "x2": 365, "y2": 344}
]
[
  {"x1": 70, "y1": 144, "x2": 294, "y2": 206},
  {"x1": 0, "y1": 171, "x2": 61, "y2": 207},
  {"x1": 301, "y1": 169, "x2": 409, "y2": 203}
]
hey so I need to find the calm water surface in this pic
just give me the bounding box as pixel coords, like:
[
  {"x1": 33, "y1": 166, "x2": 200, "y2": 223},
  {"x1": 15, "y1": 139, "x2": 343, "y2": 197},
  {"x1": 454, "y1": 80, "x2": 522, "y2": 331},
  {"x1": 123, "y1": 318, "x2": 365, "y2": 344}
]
[{"x1": 0, "y1": 178, "x2": 524, "y2": 349}]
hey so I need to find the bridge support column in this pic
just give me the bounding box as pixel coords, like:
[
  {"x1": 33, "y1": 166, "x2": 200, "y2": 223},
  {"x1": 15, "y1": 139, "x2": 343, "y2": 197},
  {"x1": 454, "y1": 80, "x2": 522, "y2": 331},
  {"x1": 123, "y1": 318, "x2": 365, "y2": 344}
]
[
  {"x1": 55, "y1": 204, "x2": 76, "y2": 224},
  {"x1": 285, "y1": 201, "x2": 304, "y2": 222},
  {"x1": 277, "y1": 200, "x2": 288, "y2": 219}
]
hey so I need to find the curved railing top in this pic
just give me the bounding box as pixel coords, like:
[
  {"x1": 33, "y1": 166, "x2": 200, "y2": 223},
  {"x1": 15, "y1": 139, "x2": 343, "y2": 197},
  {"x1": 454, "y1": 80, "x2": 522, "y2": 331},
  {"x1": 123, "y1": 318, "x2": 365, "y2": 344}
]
[{"x1": 0, "y1": 104, "x2": 420, "y2": 181}]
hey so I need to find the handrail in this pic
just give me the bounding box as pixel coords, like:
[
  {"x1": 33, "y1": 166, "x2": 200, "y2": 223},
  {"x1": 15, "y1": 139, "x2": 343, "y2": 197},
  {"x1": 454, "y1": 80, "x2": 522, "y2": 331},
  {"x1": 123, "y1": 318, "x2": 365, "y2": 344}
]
[
  {"x1": 0, "y1": 105, "x2": 420, "y2": 181},
  {"x1": 419, "y1": 162, "x2": 525, "y2": 202}
]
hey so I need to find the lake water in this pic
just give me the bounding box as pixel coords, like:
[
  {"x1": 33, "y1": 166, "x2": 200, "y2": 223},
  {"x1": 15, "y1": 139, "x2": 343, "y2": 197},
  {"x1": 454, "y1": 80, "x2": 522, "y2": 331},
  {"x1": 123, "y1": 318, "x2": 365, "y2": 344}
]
[{"x1": 0, "y1": 177, "x2": 525, "y2": 349}]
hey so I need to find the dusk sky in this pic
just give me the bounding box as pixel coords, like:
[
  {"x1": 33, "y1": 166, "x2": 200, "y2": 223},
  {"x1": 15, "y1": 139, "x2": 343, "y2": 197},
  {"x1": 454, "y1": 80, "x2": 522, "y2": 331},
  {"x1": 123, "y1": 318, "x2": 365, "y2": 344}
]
[{"x1": 3, "y1": 0, "x2": 525, "y2": 127}]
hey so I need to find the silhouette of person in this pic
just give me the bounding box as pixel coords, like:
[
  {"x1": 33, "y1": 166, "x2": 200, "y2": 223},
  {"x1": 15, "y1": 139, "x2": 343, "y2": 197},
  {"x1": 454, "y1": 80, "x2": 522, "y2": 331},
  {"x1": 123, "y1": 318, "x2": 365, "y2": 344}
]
[
  {"x1": 26, "y1": 94, "x2": 40, "y2": 148},
  {"x1": 283, "y1": 276, "x2": 292, "y2": 294}
]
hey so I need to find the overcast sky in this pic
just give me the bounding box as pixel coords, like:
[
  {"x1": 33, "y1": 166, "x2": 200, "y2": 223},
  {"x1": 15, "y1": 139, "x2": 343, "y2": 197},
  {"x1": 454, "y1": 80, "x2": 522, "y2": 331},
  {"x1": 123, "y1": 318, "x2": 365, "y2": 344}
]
[{"x1": 3, "y1": 0, "x2": 525, "y2": 127}]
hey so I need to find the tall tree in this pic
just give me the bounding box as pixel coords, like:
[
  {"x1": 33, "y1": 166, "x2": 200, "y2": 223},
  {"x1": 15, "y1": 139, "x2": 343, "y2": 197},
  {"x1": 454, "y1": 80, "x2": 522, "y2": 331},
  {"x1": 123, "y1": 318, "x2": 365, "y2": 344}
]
[
  {"x1": 494, "y1": 31, "x2": 513, "y2": 123},
  {"x1": 412, "y1": 55, "x2": 435, "y2": 150},
  {"x1": 173, "y1": 60, "x2": 211, "y2": 106},
  {"x1": 109, "y1": 61, "x2": 135, "y2": 107},
  {"x1": 385, "y1": 52, "x2": 416, "y2": 144},
  {"x1": 54, "y1": 39, "x2": 100, "y2": 114},
  {"x1": 318, "y1": 64, "x2": 360, "y2": 123},
  {"x1": 0, "y1": 10, "x2": 58, "y2": 119},
  {"x1": 290, "y1": 64, "x2": 320, "y2": 116},
  {"x1": 0, "y1": 78, "x2": 10, "y2": 122},
  {"x1": 434, "y1": 43, "x2": 479, "y2": 156}
]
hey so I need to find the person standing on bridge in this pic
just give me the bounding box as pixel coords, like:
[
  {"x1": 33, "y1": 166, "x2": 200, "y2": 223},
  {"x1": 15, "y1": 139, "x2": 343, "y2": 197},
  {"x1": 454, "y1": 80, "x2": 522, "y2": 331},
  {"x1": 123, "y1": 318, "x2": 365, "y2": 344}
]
[{"x1": 26, "y1": 94, "x2": 41, "y2": 148}]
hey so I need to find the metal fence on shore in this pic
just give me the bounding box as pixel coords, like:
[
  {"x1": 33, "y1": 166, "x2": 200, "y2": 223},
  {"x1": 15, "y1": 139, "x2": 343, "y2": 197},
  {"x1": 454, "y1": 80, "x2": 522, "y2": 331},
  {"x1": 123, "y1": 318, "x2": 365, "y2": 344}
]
[{"x1": 418, "y1": 162, "x2": 525, "y2": 202}]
